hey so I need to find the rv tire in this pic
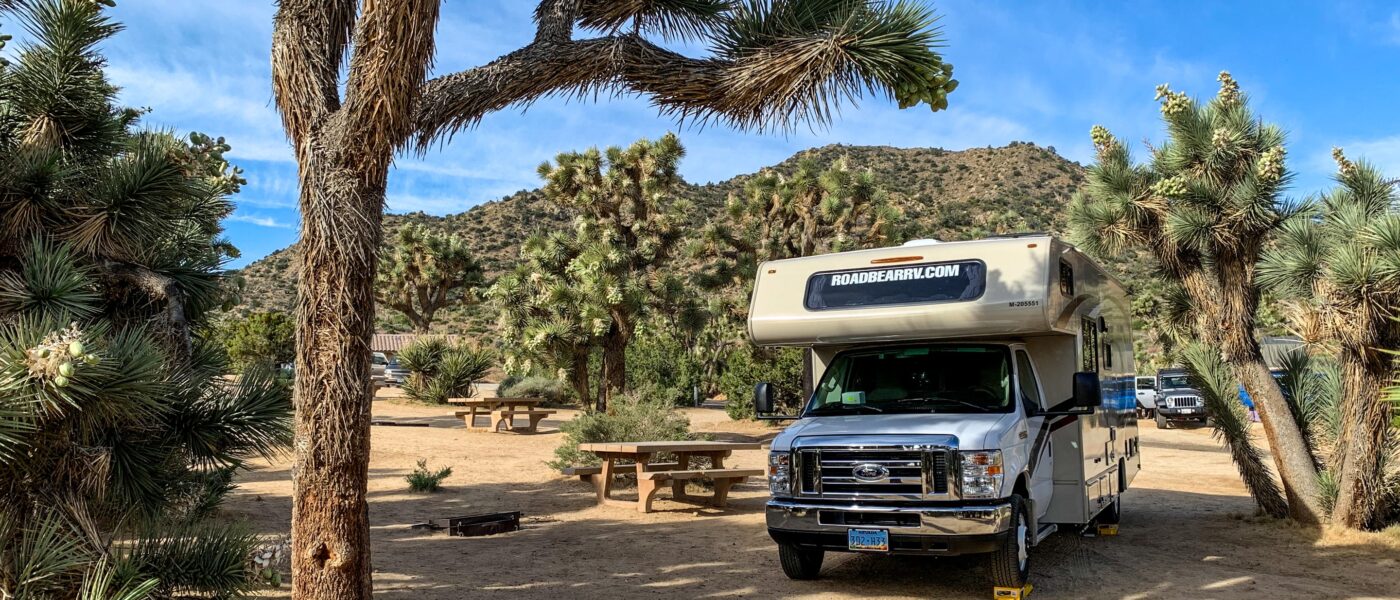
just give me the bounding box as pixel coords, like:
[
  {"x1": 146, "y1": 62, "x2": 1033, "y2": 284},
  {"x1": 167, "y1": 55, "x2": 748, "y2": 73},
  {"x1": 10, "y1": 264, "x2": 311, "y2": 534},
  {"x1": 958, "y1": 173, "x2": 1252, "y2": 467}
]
[
  {"x1": 778, "y1": 543, "x2": 823, "y2": 580},
  {"x1": 1098, "y1": 496, "x2": 1121, "y2": 525},
  {"x1": 988, "y1": 495, "x2": 1030, "y2": 588}
]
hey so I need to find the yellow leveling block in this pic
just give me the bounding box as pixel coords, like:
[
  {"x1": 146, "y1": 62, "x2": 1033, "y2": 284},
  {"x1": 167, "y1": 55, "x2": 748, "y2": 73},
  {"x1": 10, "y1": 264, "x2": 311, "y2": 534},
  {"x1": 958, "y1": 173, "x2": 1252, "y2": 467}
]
[
  {"x1": 1096, "y1": 524, "x2": 1119, "y2": 536},
  {"x1": 993, "y1": 583, "x2": 1033, "y2": 599}
]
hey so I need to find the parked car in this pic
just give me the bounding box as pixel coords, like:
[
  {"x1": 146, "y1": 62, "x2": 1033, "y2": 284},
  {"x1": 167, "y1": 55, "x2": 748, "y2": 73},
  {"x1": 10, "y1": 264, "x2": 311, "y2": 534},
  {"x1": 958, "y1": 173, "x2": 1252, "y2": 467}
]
[
  {"x1": 1154, "y1": 368, "x2": 1206, "y2": 428},
  {"x1": 1135, "y1": 376, "x2": 1158, "y2": 417},
  {"x1": 384, "y1": 358, "x2": 409, "y2": 386},
  {"x1": 372, "y1": 352, "x2": 388, "y2": 387}
]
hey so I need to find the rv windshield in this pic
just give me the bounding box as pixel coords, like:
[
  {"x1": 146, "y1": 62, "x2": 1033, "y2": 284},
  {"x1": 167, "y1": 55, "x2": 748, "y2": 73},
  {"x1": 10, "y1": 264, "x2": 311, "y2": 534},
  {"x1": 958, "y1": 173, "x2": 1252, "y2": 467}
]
[{"x1": 805, "y1": 344, "x2": 1013, "y2": 416}]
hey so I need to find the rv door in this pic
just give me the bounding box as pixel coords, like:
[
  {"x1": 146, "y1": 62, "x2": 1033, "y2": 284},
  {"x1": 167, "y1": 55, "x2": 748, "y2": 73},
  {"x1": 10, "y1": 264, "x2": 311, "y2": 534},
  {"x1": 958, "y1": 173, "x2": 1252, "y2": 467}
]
[{"x1": 1013, "y1": 349, "x2": 1053, "y2": 519}]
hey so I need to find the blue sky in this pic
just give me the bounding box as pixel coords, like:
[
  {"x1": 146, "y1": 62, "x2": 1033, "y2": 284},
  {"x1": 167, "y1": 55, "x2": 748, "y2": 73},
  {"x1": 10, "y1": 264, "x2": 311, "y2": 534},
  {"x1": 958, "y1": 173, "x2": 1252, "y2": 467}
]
[{"x1": 48, "y1": 1, "x2": 1400, "y2": 267}]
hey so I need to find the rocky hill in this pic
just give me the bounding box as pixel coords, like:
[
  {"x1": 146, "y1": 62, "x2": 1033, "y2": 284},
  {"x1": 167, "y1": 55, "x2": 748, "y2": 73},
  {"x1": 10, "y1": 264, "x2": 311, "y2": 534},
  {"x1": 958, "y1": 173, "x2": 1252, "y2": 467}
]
[{"x1": 230, "y1": 142, "x2": 1093, "y2": 334}]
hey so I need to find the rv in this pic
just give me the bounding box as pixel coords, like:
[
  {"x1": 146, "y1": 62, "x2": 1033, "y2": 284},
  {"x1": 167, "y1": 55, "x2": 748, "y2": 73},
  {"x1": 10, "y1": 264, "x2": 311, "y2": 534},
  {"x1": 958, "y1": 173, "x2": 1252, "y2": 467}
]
[{"x1": 749, "y1": 235, "x2": 1139, "y2": 589}]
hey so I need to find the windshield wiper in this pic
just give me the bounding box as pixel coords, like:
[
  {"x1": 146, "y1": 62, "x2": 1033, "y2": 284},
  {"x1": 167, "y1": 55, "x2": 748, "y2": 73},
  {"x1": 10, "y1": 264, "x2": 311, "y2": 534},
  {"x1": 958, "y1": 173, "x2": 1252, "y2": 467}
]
[
  {"x1": 894, "y1": 396, "x2": 995, "y2": 412},
  {"x1": 807, "y1": 403, "x2": 883, "y2": 415}
]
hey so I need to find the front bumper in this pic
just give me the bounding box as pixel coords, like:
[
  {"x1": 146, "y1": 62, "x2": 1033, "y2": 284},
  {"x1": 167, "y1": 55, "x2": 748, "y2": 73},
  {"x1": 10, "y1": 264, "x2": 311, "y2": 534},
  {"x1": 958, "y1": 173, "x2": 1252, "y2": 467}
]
[
  {"x1": 766, "y1": 499, "x2": 1012, "y2": 556},
  {"x1": 1157, "y1": 406, "x2": 1206, "y2": 419}
]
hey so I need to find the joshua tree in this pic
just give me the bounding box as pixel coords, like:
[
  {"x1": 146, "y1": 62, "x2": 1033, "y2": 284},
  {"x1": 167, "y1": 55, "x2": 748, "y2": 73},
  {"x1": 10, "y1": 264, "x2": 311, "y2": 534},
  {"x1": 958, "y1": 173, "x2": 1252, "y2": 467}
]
[
  {"x1": 271, "y1": 1, "x2": 953, "y2": 594},
  {"x1": 1259, "y1": 151, "x2": 1400, "y2": 529},
  {"x1": 489, "y1": 230, "x2": 601, "y2": 407},
  {"x1": 695, "y1": 155, "x2": 905, "y2": 397},
  {"x1": 0, "y1": 2, "x2": 289, "y2": 595},
  {"x1": 1068, "y1": 72, "x2": 1324, "y2": 523},
  {"x1": 376, "y1": 224, "x2": 483, "y2": 333},
  {"x1": 537, "y1": 134, "x2": 688, "y2": 408}
]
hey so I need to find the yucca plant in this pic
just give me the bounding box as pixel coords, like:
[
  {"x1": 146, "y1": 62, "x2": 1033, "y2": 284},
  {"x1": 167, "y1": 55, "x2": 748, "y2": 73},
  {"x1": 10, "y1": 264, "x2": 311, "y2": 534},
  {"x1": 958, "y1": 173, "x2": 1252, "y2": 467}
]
[
  {"x1": 375, "y1": 224, "x2": 484, "y2": 333},
  {"x1": 1069, "y1": 72, "x2": 1323, "y2": 523},
  {"x1": 1259, "y1": 151, "x2": 1400, "y2": 529},
  {"x1": 0, "y1": 1, "x2": 286, "y2": 596},
  {"x1": 398, "y1": 337, "x2": 492, "y2": 405}
]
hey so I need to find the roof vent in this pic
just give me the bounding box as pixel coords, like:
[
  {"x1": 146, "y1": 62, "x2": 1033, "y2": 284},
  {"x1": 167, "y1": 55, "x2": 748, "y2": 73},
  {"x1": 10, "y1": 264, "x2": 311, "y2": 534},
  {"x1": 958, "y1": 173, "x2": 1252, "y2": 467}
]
[{"x1": 901, "y1": 239, "x2": 942, "y2": 247}]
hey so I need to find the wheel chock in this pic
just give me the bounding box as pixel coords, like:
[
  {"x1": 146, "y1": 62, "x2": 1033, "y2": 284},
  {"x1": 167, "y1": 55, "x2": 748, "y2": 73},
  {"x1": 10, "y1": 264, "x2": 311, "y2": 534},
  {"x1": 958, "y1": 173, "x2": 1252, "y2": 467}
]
[
  {"x1": 993, "y1": 583, "x2": 1033, "y2": 599},
  {"x1": 1096, "y1": 524, "x2": 1119, "y2": 536}
]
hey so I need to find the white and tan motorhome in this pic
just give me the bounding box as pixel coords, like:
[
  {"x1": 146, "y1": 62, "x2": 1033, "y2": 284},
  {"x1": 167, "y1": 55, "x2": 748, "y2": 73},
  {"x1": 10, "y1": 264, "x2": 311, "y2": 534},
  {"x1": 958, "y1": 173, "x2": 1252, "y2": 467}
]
[{"x1": 751, "y1": 235, "x2": 1139, "y2": 590}]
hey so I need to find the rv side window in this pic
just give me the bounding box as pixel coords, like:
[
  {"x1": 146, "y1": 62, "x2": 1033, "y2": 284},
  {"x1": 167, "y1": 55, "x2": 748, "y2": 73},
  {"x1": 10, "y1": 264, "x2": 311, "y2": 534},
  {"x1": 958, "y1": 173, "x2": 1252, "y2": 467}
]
[
  {"x1": 1080, "y1": 316, "x2": 1098, "y2": 372},
  {"x1": 1013, "y1": 350, "x2": 1043, "y2": 411},
  {"x1": 1059, "y1": 260, "x2": 1074, "y2": 296}
]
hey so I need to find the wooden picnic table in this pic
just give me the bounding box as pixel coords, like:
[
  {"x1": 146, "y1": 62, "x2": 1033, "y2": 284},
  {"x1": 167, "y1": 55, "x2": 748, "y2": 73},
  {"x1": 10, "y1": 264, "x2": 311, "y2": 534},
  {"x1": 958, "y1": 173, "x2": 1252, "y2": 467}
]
[
  {"x1": 448, "y1": 397, "x2": 554, "y2": 433},
  {"x1": 576, "y1": 441, "x2": 764, "y2": 513}
]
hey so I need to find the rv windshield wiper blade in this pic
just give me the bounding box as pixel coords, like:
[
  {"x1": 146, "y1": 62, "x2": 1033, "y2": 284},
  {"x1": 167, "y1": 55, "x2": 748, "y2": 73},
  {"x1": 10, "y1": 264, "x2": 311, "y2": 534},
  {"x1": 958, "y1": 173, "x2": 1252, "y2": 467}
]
[
  {"x1": 808, "y1": 403, "x2": 883, "y2": 415},
  {"x1": 895, "y1": 396, "x2": 994, "y2": 412}
]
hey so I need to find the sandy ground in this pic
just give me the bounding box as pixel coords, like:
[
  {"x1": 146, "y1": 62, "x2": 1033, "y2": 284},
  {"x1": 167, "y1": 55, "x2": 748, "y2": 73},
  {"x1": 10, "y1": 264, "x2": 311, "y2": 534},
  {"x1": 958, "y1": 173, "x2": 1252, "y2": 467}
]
[{"x1": 231, "y1": 394, "x2": 1400, "y2": 599}]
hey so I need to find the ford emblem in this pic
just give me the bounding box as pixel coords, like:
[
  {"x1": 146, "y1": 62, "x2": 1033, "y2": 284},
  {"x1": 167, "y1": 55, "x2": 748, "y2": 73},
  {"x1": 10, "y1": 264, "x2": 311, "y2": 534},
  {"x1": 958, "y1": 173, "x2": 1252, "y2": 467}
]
[{"x1": 852, "y1": 463, "x2": 890, "y2": 482}]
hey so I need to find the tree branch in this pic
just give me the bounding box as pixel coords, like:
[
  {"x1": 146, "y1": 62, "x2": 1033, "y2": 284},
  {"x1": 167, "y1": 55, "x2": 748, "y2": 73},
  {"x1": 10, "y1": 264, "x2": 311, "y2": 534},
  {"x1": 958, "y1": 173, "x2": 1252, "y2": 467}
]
[
  {"x1": 271, "y1": 0, "x2": 358, "y2": 153},
  {"x1": 339, "y1": 0, "x2": 441, "y2": 180}
]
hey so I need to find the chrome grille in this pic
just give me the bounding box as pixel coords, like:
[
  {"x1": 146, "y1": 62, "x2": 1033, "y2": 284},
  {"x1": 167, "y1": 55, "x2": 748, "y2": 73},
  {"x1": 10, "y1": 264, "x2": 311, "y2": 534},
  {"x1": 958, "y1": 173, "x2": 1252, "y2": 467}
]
[
  {"x1": 1169, "y1": 396, "x2": 1202, "y2": 408},
  {"x1": 797, "y1": 447, "x2": 951, "y2": 499}
]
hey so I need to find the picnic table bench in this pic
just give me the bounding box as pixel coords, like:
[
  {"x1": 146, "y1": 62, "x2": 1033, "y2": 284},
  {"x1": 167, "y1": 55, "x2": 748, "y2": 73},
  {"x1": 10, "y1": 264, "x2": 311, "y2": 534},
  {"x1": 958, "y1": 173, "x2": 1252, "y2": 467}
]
[
  {"x1": 448, "y1": 397, "x2": 555, "y2": 433},
  {"x1": 575, "y1": 441, "x2": 764, "y2": 513}
]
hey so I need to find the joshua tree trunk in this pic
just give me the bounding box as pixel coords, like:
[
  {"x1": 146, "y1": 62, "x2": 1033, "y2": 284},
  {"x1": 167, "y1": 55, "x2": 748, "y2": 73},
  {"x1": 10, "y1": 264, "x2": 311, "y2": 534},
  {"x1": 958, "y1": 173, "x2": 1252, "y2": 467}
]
[
  {"x1": 597, "y1": 323, "x2": 629, "y2": 411},
  {"x1": 1214, "y1": 260, "x2": 1324, "y2": 524},
  {"x1": 569, "y1": 349, "x2": 591, "y2": 408},
  {"x1": 1332, "y1": 347, "x2": 1393, "y2": 528},
  {"x1": 290, "y1": 159, "x2": 383, "y2": 598}
]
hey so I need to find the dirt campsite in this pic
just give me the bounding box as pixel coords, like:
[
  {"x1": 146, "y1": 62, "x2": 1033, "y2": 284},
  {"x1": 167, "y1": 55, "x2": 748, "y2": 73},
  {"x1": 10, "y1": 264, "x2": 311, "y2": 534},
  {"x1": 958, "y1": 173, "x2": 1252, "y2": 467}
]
[{"x1": 228, "y1": 394, "x2": 1400, "y2": 600}]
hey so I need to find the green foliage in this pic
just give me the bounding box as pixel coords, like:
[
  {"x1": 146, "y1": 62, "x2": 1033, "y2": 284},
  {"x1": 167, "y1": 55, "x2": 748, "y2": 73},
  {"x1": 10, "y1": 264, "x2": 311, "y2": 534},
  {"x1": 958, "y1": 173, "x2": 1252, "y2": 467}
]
[
  {"x1": 626, "y1": 326, "x2": 702, "y2": 406},
  {"x1": 405, "y1": 459, "x2": 453, "y2": 493},
  {"x1": 548, "y1": 388, "x2": 696, "y2": 471},
  {"x1": 399, "y1": 337, "x2": 493, "y2": 404},
  {"x1": 498, "y1": 375, "x2": 567, "y2": 405},
  {"x1": 376, "y1": 224, "x2": 483, "y2": 333},
  {"x1": 218, "y1": 311, "x2": 294, "y2": 373},
  {"x1": 493, "y1": 134, "x2": 691, "y2": 409},
  {"x1": 0, "y1": 2, "x2": 284, "y2": 596},
  {"x1": 719, "y1": 344, "x2": 804, "y2": 420}
]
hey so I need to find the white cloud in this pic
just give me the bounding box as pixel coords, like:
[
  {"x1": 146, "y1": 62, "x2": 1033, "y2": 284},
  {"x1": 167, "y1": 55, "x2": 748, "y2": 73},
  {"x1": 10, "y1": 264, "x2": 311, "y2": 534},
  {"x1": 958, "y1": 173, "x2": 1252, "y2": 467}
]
[{"x1": 228, "y1": 214, "x2": 296, "y2": 230}]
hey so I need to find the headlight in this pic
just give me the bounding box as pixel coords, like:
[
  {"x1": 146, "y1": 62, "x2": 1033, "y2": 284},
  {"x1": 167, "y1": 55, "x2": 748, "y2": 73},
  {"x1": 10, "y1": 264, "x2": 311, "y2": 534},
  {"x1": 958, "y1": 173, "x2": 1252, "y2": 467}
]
[
  {"x1": 960, "y1": 450, "x2": 1003, "y2": 499},
  {"x1": 768, "y1": 452, "x2": 791, "y2": 497}
]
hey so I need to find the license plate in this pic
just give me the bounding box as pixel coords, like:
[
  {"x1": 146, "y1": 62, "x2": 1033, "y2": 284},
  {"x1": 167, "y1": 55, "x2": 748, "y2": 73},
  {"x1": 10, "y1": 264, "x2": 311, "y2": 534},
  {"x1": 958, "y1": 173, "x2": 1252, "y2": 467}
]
[
  {"x1": 847, "y1": 528, "x2": 889, "y2": 552},
  {"x1": 1180, "y1": 408, "x2": 1196, "y2": 414}
]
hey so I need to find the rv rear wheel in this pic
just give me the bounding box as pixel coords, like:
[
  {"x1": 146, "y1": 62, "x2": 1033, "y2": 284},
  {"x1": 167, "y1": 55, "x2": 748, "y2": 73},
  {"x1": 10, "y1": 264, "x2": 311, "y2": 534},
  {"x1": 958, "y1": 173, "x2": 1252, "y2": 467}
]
[
  {"x1": 1098, "y1": 497, "x2": 1121, "y2": 525},
  {"x1": 988, "y1": 495, "x2": 1030, "y2": 588},
  {"x1": 778, "y1": 543, "x2": 823, "y2": 580}
]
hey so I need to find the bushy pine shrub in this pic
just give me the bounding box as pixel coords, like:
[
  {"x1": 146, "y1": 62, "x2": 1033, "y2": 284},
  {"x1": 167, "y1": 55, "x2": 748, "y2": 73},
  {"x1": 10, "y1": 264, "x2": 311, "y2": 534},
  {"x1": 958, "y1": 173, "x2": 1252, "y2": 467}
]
[
  {"x1": 718, "y1": 344, "x2": 804, "y2": 420},
  {"x1": 498, "y1": 375, "x2": 566, "y2": 405},
  {"x1": 548, "y1": 386, "x2": 696, "y2": 471}
]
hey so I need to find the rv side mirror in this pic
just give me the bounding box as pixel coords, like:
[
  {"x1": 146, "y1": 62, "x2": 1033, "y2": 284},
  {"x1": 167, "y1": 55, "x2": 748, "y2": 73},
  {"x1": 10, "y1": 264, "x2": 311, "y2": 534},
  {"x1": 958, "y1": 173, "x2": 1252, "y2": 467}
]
[
  {"x1": 754, "y1": 382, "x2": 775, "y2": 414},
  {"x1": 1073, "y1": 372, "x2": 1102, "y2": 408}
]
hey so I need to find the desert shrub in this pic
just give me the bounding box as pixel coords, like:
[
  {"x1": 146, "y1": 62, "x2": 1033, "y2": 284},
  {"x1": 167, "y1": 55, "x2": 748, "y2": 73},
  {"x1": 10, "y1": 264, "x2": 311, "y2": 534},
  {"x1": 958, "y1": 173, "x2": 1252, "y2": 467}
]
[
  {"x1": 498, "y1": 375, "x2": 567, "y2": 405},
  {"x1": 405, "y1": 459, "x2": 453, "y2": 493},
  {"x1": 548, "y1": 388, "x2": 695, "y2": 471},
  {"x1": 399, "y1": 338, "x2": 493, "y2": 404},
  {"x1": 626, "y1": 330, "x2": 701, "y2": 406},
  {"x1": 719, "y1": 344, "x2": 804, "y2": 420}
]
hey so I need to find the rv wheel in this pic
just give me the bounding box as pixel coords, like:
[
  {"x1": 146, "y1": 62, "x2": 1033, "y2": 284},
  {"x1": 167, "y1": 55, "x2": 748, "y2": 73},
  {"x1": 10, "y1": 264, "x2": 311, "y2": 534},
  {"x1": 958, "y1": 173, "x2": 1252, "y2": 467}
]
[
  {"x1": 988, "y1": 495, "x2": 1030, "y2": 588},
  {"x1": 1098, "y1": 497, "x2": 1121, "y2": 525},
  {"x1": 778, "y1": 543, "x2": 823, "y2": 580}
]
